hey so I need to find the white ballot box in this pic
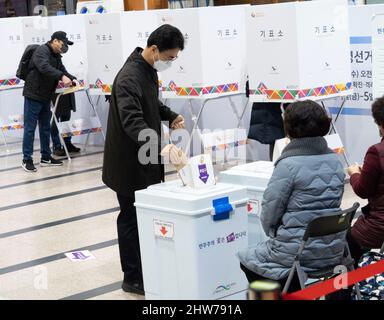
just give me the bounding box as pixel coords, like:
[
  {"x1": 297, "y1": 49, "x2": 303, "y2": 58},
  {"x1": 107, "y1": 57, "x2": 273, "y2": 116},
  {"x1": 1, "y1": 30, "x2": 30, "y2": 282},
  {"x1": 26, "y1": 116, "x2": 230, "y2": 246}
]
[
  {"x1": 246, "y1": 0, "x2": 352, "y2": 102},
  {"x1": 158, "y1": 5, "x2": 248, "y2": 99},
  {"x1": 134, "y1": 181, "x2": 249, "y2": 300},
  {"x1": 219, "y1": 161, "x2": 273, "y2": 245}
]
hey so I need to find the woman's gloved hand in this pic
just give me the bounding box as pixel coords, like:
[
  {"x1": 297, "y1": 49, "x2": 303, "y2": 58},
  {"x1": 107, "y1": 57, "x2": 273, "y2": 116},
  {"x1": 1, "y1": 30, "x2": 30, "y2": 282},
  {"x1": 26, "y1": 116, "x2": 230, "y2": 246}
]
[{"x1": 161, "y1": 144, "x2": 188, "y2": 170}]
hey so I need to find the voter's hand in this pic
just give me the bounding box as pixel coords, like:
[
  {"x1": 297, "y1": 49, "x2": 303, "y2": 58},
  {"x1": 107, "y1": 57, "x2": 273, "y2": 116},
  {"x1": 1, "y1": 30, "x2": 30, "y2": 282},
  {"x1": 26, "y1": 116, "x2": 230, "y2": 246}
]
[
  {"x1": 161, "y1": 144, "x2": 188, "y2": 168},
  {"x1": 347, "y1": 165, "x2": 361, "y2": 176},
  {"x1": 171, "y1": 115, "x2": 185, "y2": 130},
  {"x1": 61, "y1": 75, "x2": 72, "y2": 87},
  {"x1": 71, "y1": 79, "x2": 80, "y2": 87}
]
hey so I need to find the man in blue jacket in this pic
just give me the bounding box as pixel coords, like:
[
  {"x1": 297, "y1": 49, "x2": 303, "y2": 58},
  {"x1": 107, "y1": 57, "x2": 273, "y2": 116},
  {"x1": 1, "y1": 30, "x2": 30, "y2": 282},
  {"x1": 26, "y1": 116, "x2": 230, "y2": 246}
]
[{"x1": 22, "y1": 31, "x2": 77, "y2": 172}]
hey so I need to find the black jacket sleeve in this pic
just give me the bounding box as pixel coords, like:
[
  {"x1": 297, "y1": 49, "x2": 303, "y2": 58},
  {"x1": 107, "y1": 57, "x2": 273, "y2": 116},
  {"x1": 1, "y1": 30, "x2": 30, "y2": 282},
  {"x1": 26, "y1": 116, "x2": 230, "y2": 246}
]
[
  {"x1": 158, "y1": 100, "x2": 179, "y2": 125},
  {"x1": 32, "y1": 46, "x2": 63, "y2": 81},
  {"x1": 116, "y1": 76, "x2": 158, "y2": 148}
]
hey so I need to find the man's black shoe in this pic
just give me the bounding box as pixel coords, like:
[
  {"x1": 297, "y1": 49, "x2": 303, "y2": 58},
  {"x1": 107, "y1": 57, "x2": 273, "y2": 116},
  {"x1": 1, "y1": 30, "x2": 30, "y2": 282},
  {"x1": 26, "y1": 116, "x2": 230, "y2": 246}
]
[
  {"x1": 53, "y1": 148, "x2": 66, "y2": 157},
  {"x1": 121, "y1": 281, "x2": 145, "y2": 295},
  {"x1": 22, "y1": 159, "x2": 37, "y2": 172},
  {"x1": 66, "y1": 143, "x2": 81, "y2": 153},
  {"x1": 40, "y1": 157, "x2": 63, "y2": 167}
]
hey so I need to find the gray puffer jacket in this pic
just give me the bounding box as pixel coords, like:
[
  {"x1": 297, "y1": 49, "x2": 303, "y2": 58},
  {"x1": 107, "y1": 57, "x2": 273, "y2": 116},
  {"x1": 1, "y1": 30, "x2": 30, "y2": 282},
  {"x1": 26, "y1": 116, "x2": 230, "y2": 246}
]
[{"x1": 238, "y1": 137, "x2": 346, "y2": 280}]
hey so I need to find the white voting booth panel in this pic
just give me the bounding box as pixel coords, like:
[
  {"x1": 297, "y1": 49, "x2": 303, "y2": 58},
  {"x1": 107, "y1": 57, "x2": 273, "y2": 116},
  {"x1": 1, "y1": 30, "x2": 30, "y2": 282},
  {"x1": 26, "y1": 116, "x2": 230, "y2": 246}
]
[
  {"x1": 57, "y1": 116, "x2": 102, "y2": 138},
  {"x1": 21, "y1": 16, "x2": 52, "y2": 46},
  {"x1": 0, "y1": 114, "x2": 24, "y2": 133},
  {"x1": 85, "y1": 11, "x2": 161, "y2": 95},
  {"x1": 120, "y1": 10, "x2": 162, "y2": 62},
  {"x1": 158, "y1": 5, "x2": 247, "y2": 99},
  {"x1": 219, "y1": 161, "x2": 273, "y2": 245},
  {"x1": 201, "y1": 129, "x2": 247, "y2": 164},
  {"x1": 0, "y1": 17, "x2": 24, "y2": 90},
  {"x1": 272, "y1": 134, "x2": 346, "y2": 163},
  {"x1": 85, "y1": 13, "x2": 123, "y2": 95},
  {"x1": 50, "y1": 15, "x2": 88, "y2": 91},
  {"x1": 246, "y1": 0, "x2": 352, "y2": 102},
  {"x1": 135, "y1": 181, "x2": 249, "y2": 300}
]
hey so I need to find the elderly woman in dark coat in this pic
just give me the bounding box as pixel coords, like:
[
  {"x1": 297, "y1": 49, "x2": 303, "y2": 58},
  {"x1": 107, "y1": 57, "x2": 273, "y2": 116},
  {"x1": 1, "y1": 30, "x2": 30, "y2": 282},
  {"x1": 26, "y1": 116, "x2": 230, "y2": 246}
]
[{"x1": 347, "y1": 96, "x2": 384, "y2": 264}]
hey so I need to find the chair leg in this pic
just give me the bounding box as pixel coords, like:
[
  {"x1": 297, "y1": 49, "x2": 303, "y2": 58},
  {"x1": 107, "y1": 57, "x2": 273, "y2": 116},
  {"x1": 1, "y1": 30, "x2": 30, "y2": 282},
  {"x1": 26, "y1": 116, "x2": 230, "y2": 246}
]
[
  {"x1": 354, "y1": 282, "x2": 362, "y2": 300},
  {"x1": 283, "y1": 264, "x2": 297, "y2": 294},
  {"x1": 296, "y1": 267, "x2": 307, "y2": 290}
]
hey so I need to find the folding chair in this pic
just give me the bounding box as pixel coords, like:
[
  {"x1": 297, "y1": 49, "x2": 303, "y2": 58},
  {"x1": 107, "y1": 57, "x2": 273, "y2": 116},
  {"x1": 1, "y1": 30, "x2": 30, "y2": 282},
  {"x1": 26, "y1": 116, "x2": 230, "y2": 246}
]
[{"x1": 282, "y1": 202, "x2": 362, "y2": 300}]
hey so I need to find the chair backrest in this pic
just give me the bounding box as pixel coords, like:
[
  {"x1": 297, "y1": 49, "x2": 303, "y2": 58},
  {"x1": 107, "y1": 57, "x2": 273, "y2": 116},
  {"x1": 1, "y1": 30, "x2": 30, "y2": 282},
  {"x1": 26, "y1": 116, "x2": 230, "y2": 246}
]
[{"x1": 302, "y1": 203, "x2": 360, "y2": 242}]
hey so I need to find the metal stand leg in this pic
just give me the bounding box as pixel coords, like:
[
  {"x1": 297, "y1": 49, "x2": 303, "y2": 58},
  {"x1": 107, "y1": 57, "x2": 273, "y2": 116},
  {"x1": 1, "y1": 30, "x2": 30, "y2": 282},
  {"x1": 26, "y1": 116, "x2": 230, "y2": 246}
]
[
  {"x1": 86, "y1": 91, "x2": 105, "y2": 141},
  {"x1": 1, "y1": 129, "x2": 8, "y2": 149},
  {"x1": 321, "y1": 98, "x2": 351, "y2": 167},
  {"x1": 51, "y1": 93, "x2": 71, "y2": 162},
  {"x1": 228, "y1": 96, "x2": 249, "y2": 129},
  {"x1": 185, "y1": 99, "x2": 210, "y2": 156},
  {"x1": 83, "y1": 131, "x2": 91, "y2": 154}
]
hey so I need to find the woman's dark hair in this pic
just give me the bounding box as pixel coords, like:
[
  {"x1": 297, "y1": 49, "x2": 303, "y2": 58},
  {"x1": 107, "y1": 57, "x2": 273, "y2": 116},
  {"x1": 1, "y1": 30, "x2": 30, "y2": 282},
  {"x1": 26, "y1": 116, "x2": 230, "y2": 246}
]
[
  {"x1": 147, "y1": 24, "x2": 185, "y2": 52},
  {"x1": 283, "y1": 100, "x2": 331, "y2": 138},
  {"x1": 372, "y1": 96, "x2": 384, "y2": 127}
]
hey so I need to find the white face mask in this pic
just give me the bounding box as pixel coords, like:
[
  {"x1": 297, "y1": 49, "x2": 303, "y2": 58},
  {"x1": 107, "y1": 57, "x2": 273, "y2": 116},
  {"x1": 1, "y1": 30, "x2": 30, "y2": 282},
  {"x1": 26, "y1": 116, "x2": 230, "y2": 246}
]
[{"x1": 153, "y1": 59, "x2": 172, "y2": 72}]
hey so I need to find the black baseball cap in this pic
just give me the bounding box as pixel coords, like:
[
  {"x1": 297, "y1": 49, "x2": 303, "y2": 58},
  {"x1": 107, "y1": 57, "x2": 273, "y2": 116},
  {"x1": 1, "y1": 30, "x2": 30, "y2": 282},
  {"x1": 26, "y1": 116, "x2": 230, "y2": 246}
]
[{"x1": 51, "y1": 31, "x2": 74, "y2": 45}]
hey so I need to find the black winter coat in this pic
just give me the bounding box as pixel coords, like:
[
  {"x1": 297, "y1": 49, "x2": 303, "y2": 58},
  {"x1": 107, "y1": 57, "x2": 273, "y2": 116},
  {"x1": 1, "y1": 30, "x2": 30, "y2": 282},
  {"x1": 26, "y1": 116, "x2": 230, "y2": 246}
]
[
  {"x1": 23, "y1": 43, "x2": 75, "y2": 103},
  {"x1": 102, "y1": 48, "x2": 179, "y2": 197},
  {"x1": 52, "y1": 92, "x2": 76, "y2": 117},
  {"x1": 248, "y1": 102, "x2": 286, "y2": 145}
]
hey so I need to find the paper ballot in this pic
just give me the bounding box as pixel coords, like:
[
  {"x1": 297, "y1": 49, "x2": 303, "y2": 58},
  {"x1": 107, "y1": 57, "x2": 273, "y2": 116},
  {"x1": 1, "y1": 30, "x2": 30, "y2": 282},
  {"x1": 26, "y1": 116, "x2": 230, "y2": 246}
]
[{"x1": 178, "y1": 154, "x2": 216, "y2": 189}]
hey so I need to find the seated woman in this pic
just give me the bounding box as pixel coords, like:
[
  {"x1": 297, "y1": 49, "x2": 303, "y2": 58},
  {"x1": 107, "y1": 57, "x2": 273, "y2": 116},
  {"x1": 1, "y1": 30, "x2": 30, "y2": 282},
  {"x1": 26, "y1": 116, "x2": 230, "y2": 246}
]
[
  {"x1": 347, "y1": 96, "x2": 384, "y2": 265},
  {"x1": 238, "y1": 100, "x2": 346, "y2": 292}
]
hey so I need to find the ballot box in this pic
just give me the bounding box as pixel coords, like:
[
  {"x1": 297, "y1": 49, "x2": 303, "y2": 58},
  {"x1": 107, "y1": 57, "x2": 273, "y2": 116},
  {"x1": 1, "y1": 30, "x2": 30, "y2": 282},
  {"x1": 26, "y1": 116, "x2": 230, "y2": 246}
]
[
  {"x1": 246, "y1": 0, "x2": 352, "y2": 102},
  {"x1": 158, "y1": 5, "x2": 248, "y2": 99},
  {"x1": 135, "y1": 180, "x2": 249, "y2": 300},
  {"x1": 220, "y1": 161, "x2": 274, "y2": 245}
]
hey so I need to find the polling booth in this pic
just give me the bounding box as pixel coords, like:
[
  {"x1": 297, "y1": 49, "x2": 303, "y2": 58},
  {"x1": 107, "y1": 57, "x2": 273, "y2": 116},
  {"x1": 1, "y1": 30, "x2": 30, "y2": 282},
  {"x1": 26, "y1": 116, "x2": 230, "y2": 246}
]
[
  {"x1": 245, "y1": 0, "x2": 352, "y2": 166},
  {"x1": 135, "y1": 154, "x2": 249, "y2": 300},
  {"x1": 321, "y1": 4, "x2": 384, "y2": 165},
  {"x1": 85, "y1": 10, "x2": 162, "y2": 95},
  {"x1": 157, "y1": 5, "x2": 249, "y2": 158},
  {"x1": 246, "y1": 0, "x2": 352, "y2": 102},
  {"x1": 0, "y1": 15, "x2": 52, "y2": 149},
  {"x1": 48, "y1": 14, "x2": 104, "y2": 160}
]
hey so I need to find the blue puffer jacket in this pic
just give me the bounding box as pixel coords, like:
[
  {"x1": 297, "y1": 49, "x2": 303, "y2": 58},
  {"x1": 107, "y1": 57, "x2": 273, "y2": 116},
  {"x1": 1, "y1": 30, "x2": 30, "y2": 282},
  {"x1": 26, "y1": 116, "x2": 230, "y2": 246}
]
[{"x1": 238, "y1": 137, "x2": 346, "y2": 280}]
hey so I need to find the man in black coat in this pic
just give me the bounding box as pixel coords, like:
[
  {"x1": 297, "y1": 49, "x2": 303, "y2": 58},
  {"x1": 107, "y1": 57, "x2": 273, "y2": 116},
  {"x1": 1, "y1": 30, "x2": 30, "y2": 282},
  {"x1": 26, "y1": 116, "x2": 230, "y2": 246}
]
[
  {"x1": 102, "y1": 25, "x2": 186, "y2": 295},
  {"x1": 22, "y1": 31, "x2": 77, "y2": 172}
]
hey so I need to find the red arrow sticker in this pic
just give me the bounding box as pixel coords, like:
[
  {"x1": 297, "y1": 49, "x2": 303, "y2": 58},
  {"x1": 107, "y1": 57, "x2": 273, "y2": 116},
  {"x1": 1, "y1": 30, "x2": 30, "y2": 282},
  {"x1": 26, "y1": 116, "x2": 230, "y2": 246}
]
[
  {"x1": 160, "y1": 226, "x2": 168, "y2": 236},
  {"x1": 153, "y1": 219, "x2": 174, "y2": 240}
]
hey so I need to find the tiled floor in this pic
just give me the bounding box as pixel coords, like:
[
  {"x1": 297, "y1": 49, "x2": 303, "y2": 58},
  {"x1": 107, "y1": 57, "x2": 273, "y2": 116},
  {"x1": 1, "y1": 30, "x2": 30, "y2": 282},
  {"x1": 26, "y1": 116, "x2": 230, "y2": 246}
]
[{"x1": 0, "y1": 141, "x2": 367, "y2": 300}]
